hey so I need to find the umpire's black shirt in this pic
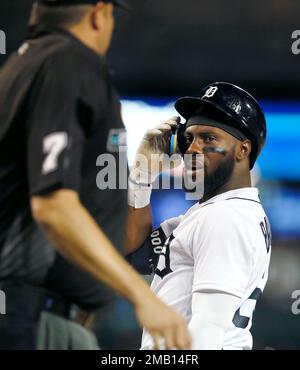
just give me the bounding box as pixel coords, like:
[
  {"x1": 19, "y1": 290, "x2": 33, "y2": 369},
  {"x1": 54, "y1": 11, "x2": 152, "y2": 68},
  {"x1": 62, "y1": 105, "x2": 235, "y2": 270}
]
[{"x1": 0, "y1": 28, "x2": 128, "y2": 309}]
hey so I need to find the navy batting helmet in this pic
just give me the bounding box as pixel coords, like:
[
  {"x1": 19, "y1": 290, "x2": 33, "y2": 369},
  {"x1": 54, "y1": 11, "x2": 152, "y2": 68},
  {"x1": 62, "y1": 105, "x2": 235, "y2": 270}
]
[{"x1": 174, "y1": 82, "x2": 267, "y2": 169}]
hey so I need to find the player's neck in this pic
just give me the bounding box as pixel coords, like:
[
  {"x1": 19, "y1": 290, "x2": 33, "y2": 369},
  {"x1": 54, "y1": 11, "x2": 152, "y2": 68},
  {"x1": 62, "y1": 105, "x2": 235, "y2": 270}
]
[{"x1": 200, "y1": 171, "x2": 252, "y2": 203}]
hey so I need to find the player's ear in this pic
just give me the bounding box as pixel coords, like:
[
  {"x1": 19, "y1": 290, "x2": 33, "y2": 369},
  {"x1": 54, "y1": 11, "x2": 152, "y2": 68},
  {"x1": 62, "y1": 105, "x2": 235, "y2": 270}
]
[
  {"x1": 236, "y1": 140, "x2": 252, "y2": 163},
  {"x1": 90, "y1": 2, "x2": 106, "y2": 31}
]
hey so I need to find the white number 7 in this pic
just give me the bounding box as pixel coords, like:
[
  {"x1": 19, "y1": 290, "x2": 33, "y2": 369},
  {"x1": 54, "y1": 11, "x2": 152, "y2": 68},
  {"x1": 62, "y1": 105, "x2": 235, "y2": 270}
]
[{"x1": 42, "y1": 132, "x2": 68, "y2": 175}]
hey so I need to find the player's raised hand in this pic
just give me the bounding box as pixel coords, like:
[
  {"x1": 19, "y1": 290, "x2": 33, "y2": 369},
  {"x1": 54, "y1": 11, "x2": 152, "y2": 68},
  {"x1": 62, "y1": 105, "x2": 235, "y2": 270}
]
[
  {"x1": 134, "y1": 291, "x2": 191, "y2": 350},
  {"x1": 140, "y1": 116, "x2": 180, "y2": 155},
  {"x1": 131, "y1": 116, "x2": 182, "y2": 183}
]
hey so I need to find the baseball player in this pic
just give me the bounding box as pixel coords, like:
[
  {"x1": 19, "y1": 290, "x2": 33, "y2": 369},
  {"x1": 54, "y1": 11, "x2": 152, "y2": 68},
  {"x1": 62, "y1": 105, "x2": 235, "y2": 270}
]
[{"x1": 126, "y1": 82, "x2": 272, "y2": 350}]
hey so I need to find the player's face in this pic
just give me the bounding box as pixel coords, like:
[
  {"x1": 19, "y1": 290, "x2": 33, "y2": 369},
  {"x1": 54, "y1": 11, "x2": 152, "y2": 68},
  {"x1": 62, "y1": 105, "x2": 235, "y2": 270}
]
[{"x1": 183, "y1": 124, "x2": 238, "y2": 197}]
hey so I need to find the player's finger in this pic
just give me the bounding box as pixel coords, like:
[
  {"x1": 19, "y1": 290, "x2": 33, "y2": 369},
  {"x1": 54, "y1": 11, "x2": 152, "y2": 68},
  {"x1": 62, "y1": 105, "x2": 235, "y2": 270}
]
[
  {"x1": 146, "y1": 128, "x2": 163, "y2": 137},
  {"x1": 155, "y1": 116, "x2": 180, "y2": 131},
  {"x1": 164, "y1": 116, "x2": 181, "y2": 125},
  {"x1": 158, "y1": 123, "x2": 174, "y2": 131},
  {"x1": 165, "y1": 116, "x2": 181, "y2": 127},
  {"x1": 151, "y1": 124, "x2": 173, "y2": 136}
]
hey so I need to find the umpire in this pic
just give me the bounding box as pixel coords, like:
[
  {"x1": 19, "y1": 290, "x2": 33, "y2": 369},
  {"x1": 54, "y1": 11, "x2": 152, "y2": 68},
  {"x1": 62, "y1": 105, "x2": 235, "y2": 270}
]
[{"x1": 0, "y1": 0, "x2": 191, "y2": 350}]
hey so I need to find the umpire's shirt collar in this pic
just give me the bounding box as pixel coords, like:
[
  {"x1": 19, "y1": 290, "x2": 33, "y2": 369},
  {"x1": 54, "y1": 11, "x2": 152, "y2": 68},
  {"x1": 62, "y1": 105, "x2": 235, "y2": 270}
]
[{"x1": 28, "y1": 25, "x2": 106, "y2": 63}]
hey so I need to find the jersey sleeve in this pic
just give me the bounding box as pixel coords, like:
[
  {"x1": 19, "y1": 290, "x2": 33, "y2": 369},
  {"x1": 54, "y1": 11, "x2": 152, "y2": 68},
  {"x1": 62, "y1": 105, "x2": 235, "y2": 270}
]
[
  {"x1": 160, "y1": 215, "x2": 183, "y2": 238},
  {"x1": 126, "y1": 215, "x2": 183, "y2": 275},
  {"x1": 25, "y1": 53, "x2": 89, "y2": 196},
  {"x1": 192, "y1": 205, "x2": 254, "y2": 298}
]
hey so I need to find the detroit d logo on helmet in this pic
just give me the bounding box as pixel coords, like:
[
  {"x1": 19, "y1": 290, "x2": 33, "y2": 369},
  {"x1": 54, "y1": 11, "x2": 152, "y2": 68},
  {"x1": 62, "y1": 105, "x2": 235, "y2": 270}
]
[{"x1": 202, "y1": 86, "x2": 218, "y2": 99}]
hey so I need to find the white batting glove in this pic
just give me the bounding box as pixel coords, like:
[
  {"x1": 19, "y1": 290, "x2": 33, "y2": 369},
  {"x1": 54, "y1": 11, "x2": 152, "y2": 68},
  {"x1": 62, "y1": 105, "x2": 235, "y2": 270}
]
[{"x1": 128, "y1": 116, "x2": 182, "y2": 209}]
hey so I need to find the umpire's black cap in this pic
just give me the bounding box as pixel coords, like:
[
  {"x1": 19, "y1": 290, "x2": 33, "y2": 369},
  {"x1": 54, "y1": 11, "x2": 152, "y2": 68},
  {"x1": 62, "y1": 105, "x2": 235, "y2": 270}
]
[{"x1": 39, "y1": 0, "x2": 131, "y2": 11}]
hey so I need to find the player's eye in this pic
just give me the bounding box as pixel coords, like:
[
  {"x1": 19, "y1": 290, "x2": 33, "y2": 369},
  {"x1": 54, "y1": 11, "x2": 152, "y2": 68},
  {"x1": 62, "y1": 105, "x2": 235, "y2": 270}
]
[
  {"x1": 203, "y1": 135, "x2": 216, "y2": 144},
  {"x1": 184, "y1": 135, "x2": 193, "y2": 145}
]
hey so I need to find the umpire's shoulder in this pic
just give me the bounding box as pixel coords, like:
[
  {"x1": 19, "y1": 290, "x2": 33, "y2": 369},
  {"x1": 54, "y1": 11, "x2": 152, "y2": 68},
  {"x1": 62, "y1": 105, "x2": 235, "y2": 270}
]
[
  {"x1": 38, "y1": 35, "x2": 106, "y2": 78},
  {"x1": 42, "y1": 49, "x2": 87, "y2": 71}
]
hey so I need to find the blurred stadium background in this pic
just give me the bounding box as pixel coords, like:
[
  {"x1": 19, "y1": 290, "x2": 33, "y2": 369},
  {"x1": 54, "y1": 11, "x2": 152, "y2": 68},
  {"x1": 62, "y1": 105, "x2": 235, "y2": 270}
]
[{"x1": 1, "y1": 0, "x2": 299, "y2": 350}]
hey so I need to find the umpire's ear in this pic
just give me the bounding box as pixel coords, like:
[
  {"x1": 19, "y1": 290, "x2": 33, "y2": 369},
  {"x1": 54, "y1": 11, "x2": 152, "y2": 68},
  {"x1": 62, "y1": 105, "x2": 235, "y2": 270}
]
[{"x1": 90, "y1": 2, "x2": 108, "y2": 31}]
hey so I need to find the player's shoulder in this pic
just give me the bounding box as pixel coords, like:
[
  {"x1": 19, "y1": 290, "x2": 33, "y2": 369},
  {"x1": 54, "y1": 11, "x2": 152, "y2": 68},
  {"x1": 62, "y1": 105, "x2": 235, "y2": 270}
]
[
  {"x1": 161, "y1": 215, "x2": 184, "y2": 236},
  {"x1": 198, "y1": 198, "x2": 267, "y2": 237},
  {"x1": 194, "y1": 199, "x2": 255, "y2": 230},
  {"x1": 199, "y1": 199, "x2": 240, "y2": 218},
  {"x1": 201, "y1": 191, "x2": 263, "y2": 216}
]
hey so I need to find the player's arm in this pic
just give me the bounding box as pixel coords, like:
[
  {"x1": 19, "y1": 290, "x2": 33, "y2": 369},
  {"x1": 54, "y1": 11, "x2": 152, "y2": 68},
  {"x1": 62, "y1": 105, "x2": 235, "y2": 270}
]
[
  {"x1": 125, "y1": 116, "x2": 182, "y2": 255},
  {"x1": 188, "y1": 291, "x2": 240, "y2": 349},
  {"x1": 125, "y1": 204, "x2": 152, "y2": 255},
  {"x1": 126, "y1": 215, "x2": 183, "y2": 275},
  {"x1": 126, "y1": 223, "x2": 167, "y2": 275}
]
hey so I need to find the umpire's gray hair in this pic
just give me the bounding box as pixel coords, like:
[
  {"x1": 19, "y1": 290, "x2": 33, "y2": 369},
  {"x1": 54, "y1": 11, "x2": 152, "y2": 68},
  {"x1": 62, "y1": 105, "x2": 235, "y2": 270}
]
[{"x1": 29, "y1": 3, "x2": 92, "y2": 30}]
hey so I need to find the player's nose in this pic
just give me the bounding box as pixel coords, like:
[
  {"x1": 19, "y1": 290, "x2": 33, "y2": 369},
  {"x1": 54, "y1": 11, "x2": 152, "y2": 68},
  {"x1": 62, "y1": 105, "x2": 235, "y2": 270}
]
[{"x1": 185, "y1": 139, "x2": 205, "y2": 155}]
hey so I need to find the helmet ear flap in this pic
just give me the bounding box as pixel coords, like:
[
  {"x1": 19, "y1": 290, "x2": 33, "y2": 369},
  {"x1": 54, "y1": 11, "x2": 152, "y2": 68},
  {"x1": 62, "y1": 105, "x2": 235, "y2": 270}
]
[
  {"x1": 177, "y1": 120, "x2": 187, "y2": 155},
  {"x1": 169, "y1": 120, "x2": 187, "y2": 155}
]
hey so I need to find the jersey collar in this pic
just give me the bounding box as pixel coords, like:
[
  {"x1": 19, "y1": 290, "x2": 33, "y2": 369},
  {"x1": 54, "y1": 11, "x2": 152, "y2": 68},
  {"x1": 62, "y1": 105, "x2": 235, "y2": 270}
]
[{"x1": 200, "y1": 187, "x2": 260, "y2": 207}]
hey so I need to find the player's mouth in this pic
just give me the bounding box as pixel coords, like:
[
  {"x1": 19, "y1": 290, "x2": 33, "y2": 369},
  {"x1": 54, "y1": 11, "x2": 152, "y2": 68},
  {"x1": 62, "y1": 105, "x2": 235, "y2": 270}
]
[
  {"x1": 182, "y1": 154, "x2": 206, "y2": 193},
  {"x1": 184, "y1": 160, "x2": 204, "y2": 172},
  {"x1": 184, "y1": 156, "x2": 205, "y2": 183}
]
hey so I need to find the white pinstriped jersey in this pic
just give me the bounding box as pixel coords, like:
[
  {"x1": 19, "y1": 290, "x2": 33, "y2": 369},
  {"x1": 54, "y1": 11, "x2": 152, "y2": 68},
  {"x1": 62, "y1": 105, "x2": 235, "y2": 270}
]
[{"x1": 141, "y1": 188, "x2": 271, "y2": 350}]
